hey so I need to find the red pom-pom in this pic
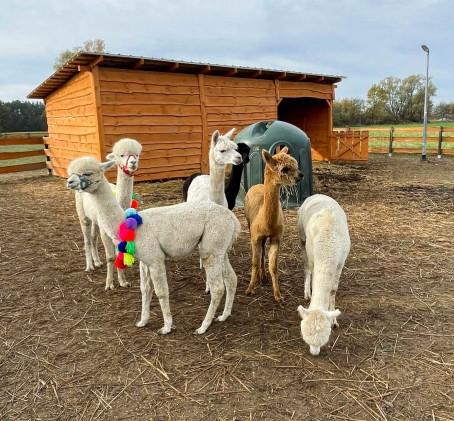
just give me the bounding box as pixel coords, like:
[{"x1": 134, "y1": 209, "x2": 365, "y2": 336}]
[
  {"x1": 115, "y1": 253, "x2": 127, "y2": 269},
  {"x1": 119, "y1": 224, "x2": 135, "y2": 241},
  {"x1": 131, "y1": 199, "x2": 139, "y2": 209}
]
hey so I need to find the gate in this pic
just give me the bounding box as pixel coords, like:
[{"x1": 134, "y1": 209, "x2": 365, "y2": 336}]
[{"x1": 330, "y1": 130, "x2": 368, "y2": 162}]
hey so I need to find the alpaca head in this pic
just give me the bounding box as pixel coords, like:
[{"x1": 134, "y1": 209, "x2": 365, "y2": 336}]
[
  {"x1": 106, "y1": 138, "x2": 142, "y2": 176},
  {"x1": 67, "y1": 157, "x2": 115, "y2": 193},
  {"x1": 210, "y1": 129, "x2": 242, "y2": 166},
  {"x1": 236, "y1": 142, "x2": 251, "y2": 165},
  {"x1": 297, "y1": 305, "x2": 341, "y2": 356},
  {"x1": 262, "y1": 147, "x2": 304, "y2": 186}
]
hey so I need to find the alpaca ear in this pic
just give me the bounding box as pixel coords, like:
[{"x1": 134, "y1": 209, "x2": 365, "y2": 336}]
[
  {"x1": 324, "y1": 309, "x2": 341, "y2": 322},
  {"x1": 100, "y1": 160, "x2": 116, "y2": 173},
  {"x1": 297, "y1": 305, "x2": 309, "y2": 319},
  {"x1": 224, "y1": 128, "x2": 236, "y2": 138},
  {"x1": 212, "y1": 130, "x2": 220, "y2": 145},
  {"x1": 262, "y1": 149, "x2": 276, "y2": 168},
  {"x1": 106, "y1": 152, "x2": 115, "y2": 160},
  {"x1": 280, "y1": 146, "x2": 289, "y2": 154}
]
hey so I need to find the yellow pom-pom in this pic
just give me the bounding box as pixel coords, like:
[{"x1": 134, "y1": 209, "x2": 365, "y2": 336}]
[{"x1": 123, "y1": 253, "x2": 135, "y2": 267}]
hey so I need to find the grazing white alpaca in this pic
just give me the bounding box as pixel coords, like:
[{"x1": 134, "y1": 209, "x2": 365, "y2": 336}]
[
  {"x1": 67, "y1": 157, "x2": 241, "y2": 335},
  {"x1": 296, "y1": 194, "x2": 350, "y2": 356},
  {"x1": 186, "y1": 129, "x2": 242, "y2": 207},
  {"x1": 75, "y1": 138, "x2": 142, "y2": 289}
]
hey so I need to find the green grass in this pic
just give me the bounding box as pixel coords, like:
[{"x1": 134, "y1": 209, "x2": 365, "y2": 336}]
[{"x1": 0, "y1": 132, "x2": 47, "y2": 168}]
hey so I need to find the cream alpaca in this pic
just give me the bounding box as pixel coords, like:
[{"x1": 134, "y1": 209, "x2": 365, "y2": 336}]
[
  {"x1": 297, "y1": 194, "x2": 351, "y2": 356},
  {"x1": 75, "y1": 138, "x2": 142, "y2": 289},
  {"x1": 244, "y1": 147, "x2": 303, "y2": 302},
  {"x1": 186, "y1": 129, "x2": 242, "y2": 207},
  {"x1": 67, "y1": 157, "x2": 241, "y2": 335}
]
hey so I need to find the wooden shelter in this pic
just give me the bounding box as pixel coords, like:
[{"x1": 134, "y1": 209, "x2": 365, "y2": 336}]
[{"x1": 28, "y1": 52, "x2": 360, "y2": 181}]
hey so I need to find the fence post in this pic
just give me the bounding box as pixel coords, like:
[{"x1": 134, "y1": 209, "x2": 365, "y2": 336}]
[
  {"x1": 388, "y1": 127, "x2": 394, "y2": 157},
  {"x1": 437, "y1": 126, "x2": 443, "y2": 159}
]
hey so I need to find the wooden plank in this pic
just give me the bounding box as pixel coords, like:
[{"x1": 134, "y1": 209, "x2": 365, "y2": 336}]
[
  {"x1": 100, "y1": 91, "x2": 201, "y2": 105},
  {"x1": 103, "y1": 115, "x2": 202, "y2": 126},
  {"x1": 100, "y1": 80, "x2": 200, "y2": 95},
  {"x1": 0, "y1": 149, "x2": 44, "y2": 160},
  {"x1": 204, "y1": 96, "x2": 276, "y2": 107},
  {"x1": 0, "y1": 137, "x2": 45, "y2": 146},
  {"x1": 98, "y1": 67, "x2": 199, "y2": 86},
  {"x1": 101, "y1": 104, "x2": 201, "y2": 117},
  {"x1": 204, "y1": 75, "x2": 274, "y2": 89},
  {"x1": 0, "y1": 162, "x2": 46, "y2": 174},
  {"x1": 90, "y1": 66, "x2": 106, "y2": 161},
  {"x1": 204, "y1": 86, "x2": 274, "y2": 97},
  {"x1": 103, "y1": 125, "x2": 203, "y2": 135}
]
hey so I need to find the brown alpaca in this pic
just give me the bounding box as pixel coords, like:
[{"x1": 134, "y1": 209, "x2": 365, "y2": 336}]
[{"x1": 244, "y1": 147, "x2": 304, "y2": 302}]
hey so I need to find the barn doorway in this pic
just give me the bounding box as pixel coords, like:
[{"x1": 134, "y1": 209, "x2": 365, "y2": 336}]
[{"x1": 278, "y1": 97, "x2": 331, "y2": 161}]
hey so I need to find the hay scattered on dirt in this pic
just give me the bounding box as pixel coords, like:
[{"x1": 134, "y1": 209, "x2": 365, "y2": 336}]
[{"x1": 1, "y1": 154, "x2": 453, "y2": 420}]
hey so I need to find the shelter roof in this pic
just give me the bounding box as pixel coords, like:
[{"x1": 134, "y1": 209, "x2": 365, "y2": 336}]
[{"x1": 28, "y1": 52, "x2": 344, "y2": 99}]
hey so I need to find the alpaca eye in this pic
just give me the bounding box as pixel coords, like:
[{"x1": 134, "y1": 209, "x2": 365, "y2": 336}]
[
  {"x1": 83, "y1": 172, "x2": 93, "y2": 177},
  {"x1": 220, "y1": 150, "x2": 226, "y2": 153},
  {"x1": 282, "y1": 167, "x2": 290, "y2": 174}
]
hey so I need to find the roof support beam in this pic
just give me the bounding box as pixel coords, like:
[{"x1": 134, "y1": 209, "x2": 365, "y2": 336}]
[
  {"x1": 132, "y1": 59, "x2": 145, "y2": 69},
  {"x1": 168, "y1": 62, "x2": 179, "y2": 72},
  {"x1": 249, "y1": 70, "x2": 262, "y2": 78},
  {"x1": 198, "y1": 65, "x2": 211, "y2": 74},
  {"x1": 296, "y1": 74, "x2": 307, "y2": 81},
  {"x1": 276, "y1": 72, "x2": 287, "y2": 80},
  {"x1": 224, "y1": 68, "x2": 238, "y2": 77}
]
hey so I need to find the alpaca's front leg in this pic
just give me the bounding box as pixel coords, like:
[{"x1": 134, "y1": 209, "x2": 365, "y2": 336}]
[
  {"x1": 196, "y1": 257, "x2": 224, "y2": 334},
  {"x1": 259, "y1": 237, "x2": 267, "y2": 282},
  {"x1": 99, "y1": 229, "x2": 116, "y2": 290},
  {"x1": 80, "y1": 219, "x2": 95, "y2": 272},
  {"x1": 90, "y1": 223, "x2": 102, "y2": 268},
  {"x1": 217, "y1": 255, "x2": 237, "y2": 322},
  {"x1": 330, "y1": 290, "x2": 339, "y2": 328},
  {"x1": 136, "y1": 263, "x2": 153, "y2": 327},
  {"x1": 268, "y1": 239, "x2": 282, "y2": 302},
  {"x1": 246, "y1": 237, "x2": 263, "y2": 296},
  {"x1": 300, "y1": 240, "x2": 312, "y2": 300},
  {"x1": 148, "y1": 260, "x2": 172, "y2": 334}
]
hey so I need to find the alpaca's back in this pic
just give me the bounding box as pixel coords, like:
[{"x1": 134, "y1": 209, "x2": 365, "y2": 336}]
[{"x1": 187, "y1": 175, "x2": 228, "y2": 208}]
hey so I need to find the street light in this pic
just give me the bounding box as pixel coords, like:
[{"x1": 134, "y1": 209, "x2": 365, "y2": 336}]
[{"x1": 421, "y1": 44, "x2": 429, "y2": 161}]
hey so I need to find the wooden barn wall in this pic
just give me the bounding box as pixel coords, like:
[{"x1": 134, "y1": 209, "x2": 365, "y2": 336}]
[
  {"x1": 202, "y1": 76, "x2": 277, "y2": 137},
  {"x1": 98, "y1": 68, "x2": 203, "y2": 181},
  {"x1": 44, "y1": 72, "x2": 99, "y2": 177}
]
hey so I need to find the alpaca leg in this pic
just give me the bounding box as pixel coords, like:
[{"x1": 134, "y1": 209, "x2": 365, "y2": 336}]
[
  {"x1": 259, "y1": 237, "x2": 267, "y2": 282},
  {"x1": 195, "y1": 256, "x2": 225, "y2": 334},
  {"x1": 330, "y1": 290, "x2": 339, "y2": 328},
  {"x1": 268, "y1": 239, "x2": 282, "y2": 302},
  {"x1": 246, "y1": 237, "x2": 263, "y2": 296},
  {"x1": 148, "y1": 260, "x2": 173, "y2": 334},
  {"x1": 136, "y1": 263, "x2": 154, "y2": 327},
  {"x1": 90, "y1": 223, "x2": 102, "y2": 268},
  {"x1": 99, "y1": 229, "x2": 116, "y2": 290},
  {"x1": 80, "y1": 218, "x2": 95, "y2": 272},
  {"x1": 217, "y1": 255, "x2": 238, "y2": 322},
  {"x1": 116, "y1": 268, "x2": 130, "y2": 288}
]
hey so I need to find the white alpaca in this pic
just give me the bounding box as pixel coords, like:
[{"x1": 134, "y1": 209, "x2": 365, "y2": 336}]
[
  {"x1": 75, "y1": 138, "x2": 142, "y2": 289},
  {"x1": 296, "y1": 194, "x2": 350, "y2": 356},
  {"x1": 186, "y1": 129, "x2": 242, "y2": 207},
  {"x1": 67, "y1": 157, "x2": 241, "y2": 335}
]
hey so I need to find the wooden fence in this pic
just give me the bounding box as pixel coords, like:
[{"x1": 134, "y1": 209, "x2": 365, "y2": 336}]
[
  {"x1": 0, "y1": 132, "x2": 49, "y2": 174},
  {"x1": 363, "y1": 126, "x2": 454, "y2": 156}
]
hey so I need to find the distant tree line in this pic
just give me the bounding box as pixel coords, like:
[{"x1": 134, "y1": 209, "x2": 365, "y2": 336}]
[
  {"x1": 333, "y1": 74, "x2": 453, "y2": 127},
  {"x1": 0, "y1": 100, "x2": 47, "y2": 132}
]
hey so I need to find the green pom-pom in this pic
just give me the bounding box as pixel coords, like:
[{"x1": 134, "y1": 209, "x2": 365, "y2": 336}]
[
  {"x1": 126, "y1": 241, "x2": 135, "y2": 254},
  {"x1": 123, "y1": 253, "x2": 135, "y2": 267}
]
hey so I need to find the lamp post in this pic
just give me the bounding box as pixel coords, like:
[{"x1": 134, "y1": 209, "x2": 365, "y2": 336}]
[{"x1": 421, "y1": 44, "x2": 429, "y2": 161}]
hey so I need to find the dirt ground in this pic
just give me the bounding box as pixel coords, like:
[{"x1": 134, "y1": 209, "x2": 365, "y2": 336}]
[{"x1": 1, "y1": 154, "x2": 453, "y2": 421}]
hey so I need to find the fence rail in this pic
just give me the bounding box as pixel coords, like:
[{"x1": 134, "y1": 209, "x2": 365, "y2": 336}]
[
  {"x1": 342, "y1": 126, "x2": 454, "y2": 157},
  {"x1": 0, "y1": 132, "x2": 49, "y2": 174}
]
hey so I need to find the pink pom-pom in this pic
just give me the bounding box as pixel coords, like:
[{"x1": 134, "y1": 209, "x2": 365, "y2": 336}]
[
  {"x1": 125, "y1": 217, "x2": 138, "y2": 230},
  {"x1": 119, "y1": 224, "x2": 135, "y2": 241}
]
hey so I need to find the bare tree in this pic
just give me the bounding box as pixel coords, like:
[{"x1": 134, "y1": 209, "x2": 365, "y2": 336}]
[{"x1": 53, "y1": 39, "x2": 106, "y2": 70}]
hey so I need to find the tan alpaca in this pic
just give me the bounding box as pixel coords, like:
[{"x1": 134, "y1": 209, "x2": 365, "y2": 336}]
[{"x1": 245, "y1": 147, "x2": 304, "y2": 302}]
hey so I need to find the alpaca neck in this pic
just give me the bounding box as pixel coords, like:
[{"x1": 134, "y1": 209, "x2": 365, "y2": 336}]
[
  {"x1": 209, "y1": 153, "x2": 227, "y2": 206},
  {"x1": 91, "y1": 179, "x2": 125, "y2": 241},
  {"x1": 262, "y1": 170, "x2": 281, "y2": 226},
  {"x1": 308, "y1": 272, "x2": 332, "y2": 310},
  {"x1": 116, "y1": 170, "x2": 134, "y2": 210},
  {"x1": 225, "y1": 163, "x2": 244, "y2": 208}
]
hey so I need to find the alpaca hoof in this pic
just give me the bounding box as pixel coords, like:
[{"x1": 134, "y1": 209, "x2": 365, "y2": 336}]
[
  {"x1": 85, "y1": 266, "x2": 94, "y2": 272},
  {"x1": 194, "y1": 327, "x2": 207, "y2": 335},
  {"x1": 105, "y1": 283, "x2": 115, "y2": 291},
  {"x1": 136, "y1": 320, "x2": 148, "y2": 328},
  {"x1": 332, "y1": 321, "x2": 339, "y2": 329},
  {"x1": 94, "y1": 262, "x2": 102, "y2": 268},
  {"x1": 158, "y1": 327, "x2": 171, "y2": 335},
  {"x1": 216, "y1": 314, "x2": 229, "y2": 322},
  {"x1": 245, "y1": 287, "x2": 255, "y2": 296},
  {"x1": 274, "y1": 294, "x2": 284, "y2": 303},
  {"x1": 120, "y1": 281, "x2": 131, "y2": 288}
]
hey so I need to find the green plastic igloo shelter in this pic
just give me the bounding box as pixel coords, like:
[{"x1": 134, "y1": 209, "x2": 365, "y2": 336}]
[{"x1": 235, "y1": 120, "x2": 313, "y2": 208}]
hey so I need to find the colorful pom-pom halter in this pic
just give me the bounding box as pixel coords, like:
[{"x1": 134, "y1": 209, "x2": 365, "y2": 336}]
[{"x1": 114, "y1": 208, "x2": 143, "y2": 269}]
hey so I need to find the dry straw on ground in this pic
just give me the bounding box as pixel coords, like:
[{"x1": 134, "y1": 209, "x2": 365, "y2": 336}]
[{"x1": 1, "y1": 154, "x2": 453, "y2": 420}]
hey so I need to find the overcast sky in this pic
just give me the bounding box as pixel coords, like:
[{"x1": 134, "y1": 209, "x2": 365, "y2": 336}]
[{"x1": 1, "y1": 0, "x2": 452, "y2": 104}]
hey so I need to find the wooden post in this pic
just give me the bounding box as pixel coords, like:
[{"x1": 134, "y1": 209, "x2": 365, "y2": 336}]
[
  {"x1": 388, "y1": 127, "x2": 394, "y2": 157},
  {"x1": 437, "y1": 126, "x2": 443, "y2": 159}
]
